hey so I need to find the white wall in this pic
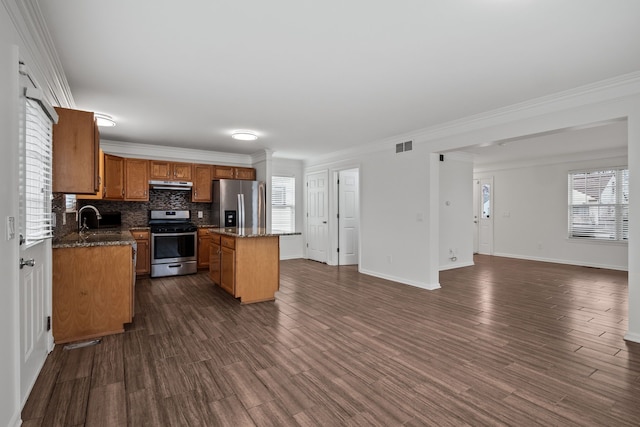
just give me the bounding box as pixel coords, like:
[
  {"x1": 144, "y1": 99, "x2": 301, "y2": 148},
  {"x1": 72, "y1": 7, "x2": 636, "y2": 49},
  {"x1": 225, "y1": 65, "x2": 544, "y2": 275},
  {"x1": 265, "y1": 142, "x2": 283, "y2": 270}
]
[
  {"x1": 272, "y1": 158, "x2": 304, "y2": 259},
  {"x1": 357, "y1": 144, "x2": 438, "y2": 289},
  {"x1": 439, "y1": 154, "x2": 474, "y2": 270},
  {"x1": 475, "y1": 154, "x2": 628, "y2": 270}
]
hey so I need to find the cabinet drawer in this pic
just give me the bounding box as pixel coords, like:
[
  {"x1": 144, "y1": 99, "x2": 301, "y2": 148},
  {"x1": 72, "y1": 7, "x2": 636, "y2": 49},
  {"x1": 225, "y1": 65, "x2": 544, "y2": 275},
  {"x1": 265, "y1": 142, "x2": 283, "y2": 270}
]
[
  {"x1": 210, "y1": 232, "x2": 221, "y2": 244},
  {"x1": 221, "y1": 235, "x2": 235, "y2": 249},
  {"x1": 131, "y1": 230, "x2": 149, "y2": 240}
]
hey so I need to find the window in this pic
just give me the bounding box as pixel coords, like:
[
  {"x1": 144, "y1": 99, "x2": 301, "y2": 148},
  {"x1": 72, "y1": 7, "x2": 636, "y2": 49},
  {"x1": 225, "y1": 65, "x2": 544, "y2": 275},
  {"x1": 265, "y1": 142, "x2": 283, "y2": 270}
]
[
  {"x1": 19, "y1": 90, "x2": 56, "y2": 247},
  {"x1": 568, "y1": 168, "x2": 628, "y2": 241},
  {"x1": 271, "y1": 176, "x2": 295, "y2": 232}
]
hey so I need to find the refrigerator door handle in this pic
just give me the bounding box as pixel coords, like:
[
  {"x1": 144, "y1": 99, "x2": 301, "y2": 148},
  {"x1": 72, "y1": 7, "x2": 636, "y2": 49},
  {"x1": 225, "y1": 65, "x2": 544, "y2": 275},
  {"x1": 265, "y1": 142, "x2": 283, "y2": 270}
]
[{"x1": 238, "y1": 193, "x2": 245, "y2": 229}]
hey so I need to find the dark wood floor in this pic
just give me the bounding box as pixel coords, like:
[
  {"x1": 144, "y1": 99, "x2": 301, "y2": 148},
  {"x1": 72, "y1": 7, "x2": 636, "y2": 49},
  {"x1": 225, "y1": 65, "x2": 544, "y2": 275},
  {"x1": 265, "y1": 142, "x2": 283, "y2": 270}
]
[{"x1": 22, "y1": 255, "x2": 640, "y2": 426}]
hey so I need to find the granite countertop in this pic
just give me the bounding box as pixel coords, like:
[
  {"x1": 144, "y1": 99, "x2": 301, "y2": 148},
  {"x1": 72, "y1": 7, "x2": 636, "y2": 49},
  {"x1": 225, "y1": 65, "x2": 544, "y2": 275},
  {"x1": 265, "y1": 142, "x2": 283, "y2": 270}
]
[
  {"x1": 53, "y1": 230, "x2": 137, "y2": 249},
  {"x1": 210, "y1": 227, "x2": 302, "y2": 238}
]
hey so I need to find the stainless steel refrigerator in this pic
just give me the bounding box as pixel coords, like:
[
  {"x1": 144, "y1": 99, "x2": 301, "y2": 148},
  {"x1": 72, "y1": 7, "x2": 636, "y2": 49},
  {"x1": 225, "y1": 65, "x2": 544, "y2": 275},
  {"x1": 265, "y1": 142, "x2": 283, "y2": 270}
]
[{"x1": 211, "y1": 179, "x2": 266, "y2": 229}]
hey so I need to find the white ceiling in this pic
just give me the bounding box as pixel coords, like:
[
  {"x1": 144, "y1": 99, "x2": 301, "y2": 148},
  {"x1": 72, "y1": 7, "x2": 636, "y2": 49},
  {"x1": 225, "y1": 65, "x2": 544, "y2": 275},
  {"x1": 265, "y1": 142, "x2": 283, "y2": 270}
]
[{"x1": 37, "y1": 1, "x2": 640, "y2": 160}]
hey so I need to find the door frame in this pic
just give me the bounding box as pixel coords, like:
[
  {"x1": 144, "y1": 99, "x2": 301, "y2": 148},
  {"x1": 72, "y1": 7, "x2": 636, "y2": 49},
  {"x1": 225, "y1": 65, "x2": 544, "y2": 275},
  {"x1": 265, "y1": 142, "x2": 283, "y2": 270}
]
[{"x1": 475, "y1": 176, "x2": 494, "y2": 255}]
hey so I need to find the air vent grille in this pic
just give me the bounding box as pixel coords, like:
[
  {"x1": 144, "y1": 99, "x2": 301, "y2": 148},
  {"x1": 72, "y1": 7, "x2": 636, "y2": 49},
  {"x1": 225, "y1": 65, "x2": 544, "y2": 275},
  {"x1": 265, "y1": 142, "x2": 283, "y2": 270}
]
[{"x1": 395, "y1": 141, "x2": 413, "y2": 154}]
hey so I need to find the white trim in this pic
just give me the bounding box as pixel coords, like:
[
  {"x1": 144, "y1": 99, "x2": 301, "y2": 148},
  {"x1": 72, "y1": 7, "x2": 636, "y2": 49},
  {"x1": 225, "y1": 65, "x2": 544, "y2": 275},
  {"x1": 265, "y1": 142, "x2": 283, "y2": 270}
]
[
  {"x1": 359, "y1": 267, "x2": 441, "y2": 291},
  {"x1": 493, "y1": 252, "x2": 628, "y2": 272},
  {"x1": 624, "y1": 332, "x2": 640, "y2": 344},
  {"x1": 439, "y1": 261, "x2": 474, "y2": 271}
]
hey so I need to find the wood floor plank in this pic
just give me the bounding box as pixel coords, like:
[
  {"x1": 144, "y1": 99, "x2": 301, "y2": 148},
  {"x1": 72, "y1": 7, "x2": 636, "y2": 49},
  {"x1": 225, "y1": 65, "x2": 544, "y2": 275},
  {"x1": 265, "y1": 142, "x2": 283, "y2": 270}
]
[{"x1": 21, "y1": 255, "x2": 640, "y2": 426}]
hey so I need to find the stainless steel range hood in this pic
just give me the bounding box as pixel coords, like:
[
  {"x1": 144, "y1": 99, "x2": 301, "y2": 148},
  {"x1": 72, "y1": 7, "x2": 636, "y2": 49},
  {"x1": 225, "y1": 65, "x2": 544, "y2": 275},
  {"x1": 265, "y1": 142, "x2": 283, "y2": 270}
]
[{"x1": 149, "y1": 180, "x2": 193, "y2": 191}]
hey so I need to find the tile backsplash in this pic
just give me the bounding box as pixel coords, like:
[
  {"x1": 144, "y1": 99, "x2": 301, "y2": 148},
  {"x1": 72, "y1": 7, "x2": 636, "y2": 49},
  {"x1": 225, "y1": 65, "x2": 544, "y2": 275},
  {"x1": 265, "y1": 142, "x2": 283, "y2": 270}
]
[{"x1": 52, "y1": 190, "x2": 213, "y2": 237}]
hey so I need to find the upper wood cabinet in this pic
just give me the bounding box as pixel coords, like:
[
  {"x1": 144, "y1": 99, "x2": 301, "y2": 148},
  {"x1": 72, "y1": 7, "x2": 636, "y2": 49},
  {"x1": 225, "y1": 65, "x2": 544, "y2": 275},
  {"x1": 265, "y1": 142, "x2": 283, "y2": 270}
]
[
  {"x1": 192, "y1": 164, "x2": 213, "y2": 202},
  {"x1": 213, "y1": 165, "x2": 256, "y2": 180},
  {"x1": 125, "y1": 158, "x2": 149, "y2": 201},
  {"x1": 77, "y1": 149, "x2": 104, "y2": 200},
  {"x1": 150, "y1": 160, "x2": 192, "y2": 181},
  {"x1": 103, "y1": 154, "x2": 125, "y2": 200},
  {"x1": 52, "y1": 107, "x2": 99, "y2": 194}
]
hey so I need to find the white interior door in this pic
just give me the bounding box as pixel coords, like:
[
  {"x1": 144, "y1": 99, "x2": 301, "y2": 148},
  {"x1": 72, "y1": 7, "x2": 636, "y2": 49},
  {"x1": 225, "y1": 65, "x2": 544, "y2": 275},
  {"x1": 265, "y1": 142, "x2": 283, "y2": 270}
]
[
  {"x1": 19, "y1": 77, "x2": 53, "y2": 406},
  {"x1": 478, "y1": 177, "x2": 494, "y2": 255},
  {"x1": 306, "y1": 171, "x2": 328, "y2": 262},
  {"x1": 473, "y1": 179, "x2": 479, "y2": 253},
  {"x1": 338, "y1": 169, "x2": 359, "y2": 265}
]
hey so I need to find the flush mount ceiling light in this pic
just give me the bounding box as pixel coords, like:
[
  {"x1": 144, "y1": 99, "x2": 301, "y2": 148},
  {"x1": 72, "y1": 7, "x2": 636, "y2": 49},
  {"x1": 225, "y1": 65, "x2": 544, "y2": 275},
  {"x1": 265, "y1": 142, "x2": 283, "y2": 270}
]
[
  {"x1": 231, "y1": 130, "x2": 258, "y2": 141},
  {"x1": 94, "y1": 113, "x2": 116, "y2": 127}
]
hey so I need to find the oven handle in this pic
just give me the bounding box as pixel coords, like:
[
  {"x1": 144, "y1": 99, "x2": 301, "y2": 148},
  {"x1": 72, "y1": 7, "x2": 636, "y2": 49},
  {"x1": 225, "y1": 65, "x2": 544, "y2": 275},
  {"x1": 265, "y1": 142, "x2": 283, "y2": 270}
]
[
  {"x1": 150, "y1": 231, "x2": 197, "y2": 238},
  {"x1": 168, "y1": 264, "x2": 182, "y2": 268}
]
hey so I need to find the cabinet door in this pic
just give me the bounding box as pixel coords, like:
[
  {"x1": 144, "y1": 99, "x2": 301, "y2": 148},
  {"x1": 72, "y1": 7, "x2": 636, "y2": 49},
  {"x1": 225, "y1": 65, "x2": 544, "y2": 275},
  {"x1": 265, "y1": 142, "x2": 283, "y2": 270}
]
[
  {"x1": 220, "y1": 246, "x2": 235, "y2": 295},
  {"x1": 235, "y1": 167, "x2": 256, "y2": 180},
  {"x1": 150, "y1": 160, "x2": 171, "y2": 179},
  {"x1": 197, "y1": 230, "x2": 212, "y2": 269},
  {"x1": 214, "y1": 165, "x2": 235, "y2": 179},
  {"x1": 173, "y1": 162, "x2": 192, "y2": 180},
  {"x1": 209, "y1": 242, "x2": 221, "y2": 285},
  {"x1": 103, "y1": 154, "x2": 125, "y2": 200},
  {"x1": 77, "y1": 149, "x2": 105, "y2": 200},
  {"x1": 125, "y1": 158, "x2": 150, "y2": 201},
  {"x1": 52, "y1": 107, "x2": 99, "y2": 194},
  {"x1": 131, "y1": 231, "x2": 150, "y2": 275},
  {"x1": 192, "y1": 164, "x2": 213, "y2": 202}
]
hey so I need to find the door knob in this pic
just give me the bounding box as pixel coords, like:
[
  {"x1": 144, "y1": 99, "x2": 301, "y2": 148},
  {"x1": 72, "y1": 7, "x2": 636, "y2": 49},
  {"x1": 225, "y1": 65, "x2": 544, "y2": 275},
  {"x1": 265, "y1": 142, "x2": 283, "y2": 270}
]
[
  {"x1": 322, "y1": 221, "x2": 327, "y2": 224},
  {"x1": 20, "y1": 258, "x2": 35, "y2": 269}
]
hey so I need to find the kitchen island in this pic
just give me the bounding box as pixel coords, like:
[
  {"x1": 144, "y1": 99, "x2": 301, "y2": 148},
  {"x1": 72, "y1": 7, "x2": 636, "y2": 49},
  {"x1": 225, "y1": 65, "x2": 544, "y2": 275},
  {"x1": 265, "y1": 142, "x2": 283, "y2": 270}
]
[
  {"x1": 207, "y1": 227, "x2": 300, "y2": 304},
  {"x1": 52, "y1": 230, "x2": 136, "y2": 343}
]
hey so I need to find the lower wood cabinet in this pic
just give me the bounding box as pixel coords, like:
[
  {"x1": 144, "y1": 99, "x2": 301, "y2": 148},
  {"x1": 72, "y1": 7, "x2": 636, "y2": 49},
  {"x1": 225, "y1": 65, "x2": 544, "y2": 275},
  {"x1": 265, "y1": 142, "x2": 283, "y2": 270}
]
[
  {"x1": 131, "y1": 230, "x2": 150, "y2": 275},
  {"x1": 209, "y1": 232, "x2": 280, "y2": 304},
  {"x1": 197, "y1": 228, "x2": 213, "y2": 269},
  {"x1": 53, "y1": 244, "x2": 134, "y2": 343}
]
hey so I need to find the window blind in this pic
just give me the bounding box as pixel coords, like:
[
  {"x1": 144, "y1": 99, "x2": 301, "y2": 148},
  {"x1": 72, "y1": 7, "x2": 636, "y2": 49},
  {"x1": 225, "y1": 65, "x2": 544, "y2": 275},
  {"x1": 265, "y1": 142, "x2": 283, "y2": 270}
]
[
  {"x1": 271, "y1": 176, "x2": 295, "y2": 233},
  {"x1": 568, "y1": 168, "x2": 628, "y2": 241},
  {"x1": 19, "y1": 91, "x2": 55, "y2": 246}
]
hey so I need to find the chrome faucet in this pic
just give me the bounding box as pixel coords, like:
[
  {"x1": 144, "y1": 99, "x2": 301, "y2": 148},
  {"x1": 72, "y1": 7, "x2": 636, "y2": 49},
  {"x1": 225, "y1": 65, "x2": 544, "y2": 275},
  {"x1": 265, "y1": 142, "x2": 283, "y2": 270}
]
[{"x1": 77, "y1": 205, "x2": 102, "y2": 233}]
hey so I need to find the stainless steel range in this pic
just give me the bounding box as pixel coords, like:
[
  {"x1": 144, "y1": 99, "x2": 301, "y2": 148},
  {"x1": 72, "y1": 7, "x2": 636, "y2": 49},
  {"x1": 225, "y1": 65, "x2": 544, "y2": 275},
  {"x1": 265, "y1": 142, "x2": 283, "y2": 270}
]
[{"x1": 149, "y1": 210, "x2": 198, "y2": 278}]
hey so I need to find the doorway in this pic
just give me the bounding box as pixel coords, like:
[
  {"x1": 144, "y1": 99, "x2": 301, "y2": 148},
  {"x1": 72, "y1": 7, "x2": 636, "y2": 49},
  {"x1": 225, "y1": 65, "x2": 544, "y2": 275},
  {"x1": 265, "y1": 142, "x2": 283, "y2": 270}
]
[
  {"x1": 473, "y1": 177, "x2": 494, "y2": 255},
  {"x1": 337, "y1": 168, "x2": 360, "y2": 265}
]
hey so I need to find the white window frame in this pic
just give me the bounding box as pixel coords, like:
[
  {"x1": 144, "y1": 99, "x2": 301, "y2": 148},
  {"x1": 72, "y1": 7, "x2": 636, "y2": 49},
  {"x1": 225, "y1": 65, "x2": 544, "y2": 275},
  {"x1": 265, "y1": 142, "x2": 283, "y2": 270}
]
[
  {"x1": 568, "y1": 167, "x2": 628, "y2": 242},
  {"x1": 271, "y1": 176, "x2": 295, "y2": 233},
  {"x1": 19, "y1": 87, "x2": 57, "y2": 247}
]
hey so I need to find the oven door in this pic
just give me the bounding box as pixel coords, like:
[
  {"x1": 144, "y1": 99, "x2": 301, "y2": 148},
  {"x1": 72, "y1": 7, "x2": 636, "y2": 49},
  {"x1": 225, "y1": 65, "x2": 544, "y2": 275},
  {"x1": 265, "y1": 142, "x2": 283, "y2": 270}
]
[{"x1": 150, "y1": 231, "x2": 197, "y2": 264}]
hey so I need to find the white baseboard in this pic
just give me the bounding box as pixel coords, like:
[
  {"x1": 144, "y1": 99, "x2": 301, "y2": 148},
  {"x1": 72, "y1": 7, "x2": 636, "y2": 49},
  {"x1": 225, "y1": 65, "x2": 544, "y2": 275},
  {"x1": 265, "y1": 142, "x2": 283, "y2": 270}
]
[
  {"x1": 280, "y1": 254, "x2": 303, "y2": 261},
  {"x1": 358, "y1": 268, "x2": 441, "y2": 290},
  {"x1": 492, "y1": 252, "x2": 628, "y2": 272},
  {"x1": 624, "y1": 331, "x2": 640, "y2": 344},
  {"x1": 439, "y1": 260, "x2": 474, "y2": 271}
]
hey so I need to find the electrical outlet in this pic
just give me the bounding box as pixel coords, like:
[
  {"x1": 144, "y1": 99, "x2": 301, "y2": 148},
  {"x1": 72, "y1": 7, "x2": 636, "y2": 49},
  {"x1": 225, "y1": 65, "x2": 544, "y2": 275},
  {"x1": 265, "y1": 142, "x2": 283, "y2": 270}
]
[{"x1": 197, "y1": 211, "x2": 203, "y2": 219}]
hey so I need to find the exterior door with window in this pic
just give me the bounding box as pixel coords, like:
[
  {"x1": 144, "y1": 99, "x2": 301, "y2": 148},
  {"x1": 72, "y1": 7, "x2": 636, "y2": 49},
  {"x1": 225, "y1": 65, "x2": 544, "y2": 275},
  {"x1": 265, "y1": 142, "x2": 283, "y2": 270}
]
[
  {"x1": 306, "y1": 171, "x2": 328, "y2": 262},
  {"x1": 19, "y1": 80, "x2": 55, "y2": 405},
  {"x1": 478, "y1": 177, "x2": 494, "y2": 255}
]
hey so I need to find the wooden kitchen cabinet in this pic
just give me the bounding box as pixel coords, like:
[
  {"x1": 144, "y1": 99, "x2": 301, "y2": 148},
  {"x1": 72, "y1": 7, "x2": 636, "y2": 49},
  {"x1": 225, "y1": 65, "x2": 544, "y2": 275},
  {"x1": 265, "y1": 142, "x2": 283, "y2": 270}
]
[
  {"x1": 103, "y1": 154, "x2": 125, "y2": 200},
  {"x1": 52, "y1": 107, "x2": 100, "y2": 194},
  {"x1": 53, "y1": 244, "x2": 134, "y2": 343},
  {"x1": 235, "y1": 167, "x2": 256, "y2": 180},
  {"x1": 192, "y1": 164, "x2": 213, "y2": 202},
  {"x1": 150, "y1": 160, "x2": 192, "y2": 181},
  {"x1": 197, "y1": 228, "x2": 213, "y2": 269},
  {"x1": 212, "y1": 232, "x2": 279, "y2": 304},
  {"x1": 77, "y1": 149, "x2": 104, "y2": 200},
  {"x1": 131, "y1": 230, "x2": 150, "y2": 275},
  {"x1": 220, "y1": 237, "x2": 236, "y2": 295},
  {"x1": 125, "y1": 158, "x2": 149, "y2": 201},
  {"x1": 213, "y1": 165, "x2": 256, "y2": 180},
  {"x1": 209, "y1": 234, "x2": 221, "y2": 285}
]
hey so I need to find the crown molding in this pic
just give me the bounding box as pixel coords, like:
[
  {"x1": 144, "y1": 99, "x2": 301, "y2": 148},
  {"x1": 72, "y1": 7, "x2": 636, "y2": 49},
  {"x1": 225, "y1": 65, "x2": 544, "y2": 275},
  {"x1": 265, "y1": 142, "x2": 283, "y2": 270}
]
[
  {"x1": 100, "y1": 139, "x2": 253, "y2": 166},
  {"x1": 305, "y1": 71, "x2": 640, "y2": 167},
  {"x1": 3, "y1": 0, "x2": 73, "y2": 108},
  {"x1": 250, "y1": 149, "x2": 272, "y2": 164}
]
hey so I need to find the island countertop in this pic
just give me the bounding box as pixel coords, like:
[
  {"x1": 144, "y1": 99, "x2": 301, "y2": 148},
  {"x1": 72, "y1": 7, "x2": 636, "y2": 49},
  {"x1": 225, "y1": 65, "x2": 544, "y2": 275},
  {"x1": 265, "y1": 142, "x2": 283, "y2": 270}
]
[{"x1": 208, "y1": 227, "x2": 301, "y2": 238}]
